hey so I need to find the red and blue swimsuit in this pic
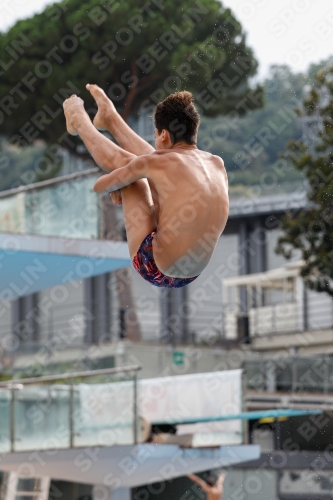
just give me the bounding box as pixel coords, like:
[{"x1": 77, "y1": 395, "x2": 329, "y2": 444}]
[{"x1": 132, "y1": 231, "x2": 199, "y2": 288}]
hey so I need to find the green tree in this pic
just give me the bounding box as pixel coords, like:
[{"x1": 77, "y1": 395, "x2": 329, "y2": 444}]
[
  {"x1": 198, "y1": 65, "x2": 306, "y2": 191},
  {"x1": 276, "y1": 64, "x2": 333, "y2": 296},
  {"x1": 0, "y1": 0, "x2": 262, "y2": 158}
]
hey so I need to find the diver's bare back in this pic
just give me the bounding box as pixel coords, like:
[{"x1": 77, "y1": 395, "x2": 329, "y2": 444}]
[{"x1": 149, "y1": 148, "x2": 229, "y2": 278}]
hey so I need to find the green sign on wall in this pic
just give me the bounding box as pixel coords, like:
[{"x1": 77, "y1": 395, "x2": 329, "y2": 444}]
[{"x1": 173, "y1": 351, "x2": 184, "y2": 366}]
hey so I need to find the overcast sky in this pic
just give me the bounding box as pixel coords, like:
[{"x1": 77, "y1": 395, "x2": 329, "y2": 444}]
[{"x1": 1, "y1": 0, "x2": 333, "y2": 79}]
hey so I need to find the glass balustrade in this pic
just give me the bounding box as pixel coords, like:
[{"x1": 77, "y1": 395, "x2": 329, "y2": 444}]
[
  {"x1": 244, "y1": 357, "x2": 333, "y2": 394},
  {"x1": 0, "y1": 368, "x2": 139, "y2": 453},
  {"x1": 0, "y1": 173, "x2": 100, "y2": 239},
  {"x1": 0, "y1": 390, "x2": 11, "y2": 453}
]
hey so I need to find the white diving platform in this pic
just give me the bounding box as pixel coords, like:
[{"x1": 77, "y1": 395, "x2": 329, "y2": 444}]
[
  {"x1": 0, "y1": 444, "x2": 260, "y2": 487},
  {"x1": 0, "y1": 232, "x2": 131, "y2": 300}
]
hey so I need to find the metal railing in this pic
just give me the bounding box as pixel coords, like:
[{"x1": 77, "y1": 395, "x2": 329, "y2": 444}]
[
  {"x1": 224, "y1": 298, "x2": 333, "y2": 339},
  {"x1": 5, "y1": 295, "x2": 226, "y2": 351},
  {"x1": 244, "y1": 357, "x2": 333, "y2": 394},
  {"x1": 0, "y1": 168, "x2": 99, "y2": 199},
  {"x1": 228, "y1": 180, "x2": 307, "y2": 201},
  {"x1": 0, "y1": 365, "x2": 141, "y2": 453}
]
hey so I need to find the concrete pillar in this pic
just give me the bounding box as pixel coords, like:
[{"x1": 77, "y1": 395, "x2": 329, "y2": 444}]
[
  {"x1": 84, "y1": 277, "x2": 94, "y2": 345},
  {"x1": 303, "y1": 285, "x2": 308, "y2": 331},
  {"x1": 238, "y1": 220, "x2": 250, "y2": 275},
  {"x1": 4, "y1": 473, "x2": 18, "y2": 500},
  {"x1": 84, "y1": 273, "x2": 111, "y2": 344},
  {"x1": 160, "y1": 287, "x2": 188, "y2": 345},
  {"x1": 160, "y1": 289, "x2": 172, "y2": 344},
  {"x1": 252, "y1": 217, "x2": 267, "y2": 274},
  {"x1": 177, "y1": 287, "x2": 189, "y2": 344},
  {"x1": 251, "y1": 217, "x2": 267, "y2": 309},
  {"x1": 38, "y1": 477, "x2": 51, "y2": 500},
  {"x1": 266, "y1": 362, "x2": 277, "y2": 392},
  {"x1": 94, "y1": 273, "x2": 111, "y2": 341},
  {"x1": 160, "y1": 288, "x2": 169, "y2": 342},
  {"x1": 238, "y1": 221, "x2": 249, "y2": 313}
]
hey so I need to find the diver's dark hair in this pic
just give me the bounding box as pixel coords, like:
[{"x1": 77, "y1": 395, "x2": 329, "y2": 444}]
[{"x1": 154, "y1": 91, "x2": 200, "y2": 145}]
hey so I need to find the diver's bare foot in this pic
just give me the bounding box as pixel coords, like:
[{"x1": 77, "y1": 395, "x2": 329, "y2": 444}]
[
  {"x1": 110, "y1": 190, "x2": 122, "y2": 206},
  {"x1": 63, "y1": 95, "x2": 87, "y2": 136},
  {"x1": 86, "y1": 84, "x2": 115, "y2": 130},
  {"x1": 66, "y1": 118, "x2": 78, "y2": 136}
]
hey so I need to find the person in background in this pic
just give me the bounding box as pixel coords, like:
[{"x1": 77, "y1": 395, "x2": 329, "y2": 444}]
[{"x1": 187, "y1": 471, "x2": 225, "y2": 500}]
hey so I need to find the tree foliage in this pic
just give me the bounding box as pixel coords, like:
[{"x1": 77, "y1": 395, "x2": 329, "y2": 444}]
[
  {"x1": 198, "y1": 65, "x2": 306, "y2": 190},
  {"x1": 0, "y1": 0, "x2": 262, "y2": 157},
  {"x1": 276, "y1": 64, "x2": 333, "y2": 296}
]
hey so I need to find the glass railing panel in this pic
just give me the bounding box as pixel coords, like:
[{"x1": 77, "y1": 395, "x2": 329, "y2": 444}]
[
  {"x1": 25, "y1": 175, "x2": 99, "y2": 239},
  {"x1": 74, "y1": 380, "x2": 135, "y2": 447},
  {"x1": 0, "y1": 173, "x2": 100, "y2": 239},
  {"x1": 244, "y1": 357, "x2": 333, "y2": 394},
  {"x1": 0, "y1": 367, "x2": 139, "y2": 452},
  {"x1": 244, "y1": 361, "x2": 263, "y2": 391},
  {"x1": 0, "y1": 390, "x2": 11, "y2": 453},
  {"x1": 14, "y1": 386, "x2": 70, "y2": 452},
  {"x1": 9, "y1": 378, "x2": 137, "y2": 451},
  {"x1": 0, "y1": 193, "x2": 25, "y2": 233},
  {"x1": 295, "y1": 358, "x2": 326, "y2": 393},
  {"x1": 267, "y1": 359, "x2": 292, "y2": 392}
]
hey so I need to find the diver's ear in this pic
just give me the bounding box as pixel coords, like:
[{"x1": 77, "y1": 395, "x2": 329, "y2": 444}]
[{"x1": 161, "y1": 129, "x2": 172, "y2": 144}]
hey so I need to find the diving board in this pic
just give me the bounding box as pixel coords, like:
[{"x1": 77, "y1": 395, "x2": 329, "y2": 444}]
[
  {"x1": 152, "y1": 409, "x2": 323, "y2": 426},
  {"x1": 0, "y1": 232, "x2": 131, "y2": 300}
]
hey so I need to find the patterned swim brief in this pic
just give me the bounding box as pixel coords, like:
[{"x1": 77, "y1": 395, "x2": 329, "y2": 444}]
[{"x1": 132, "y1": 231, "x2": 199, "y2": 288}]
